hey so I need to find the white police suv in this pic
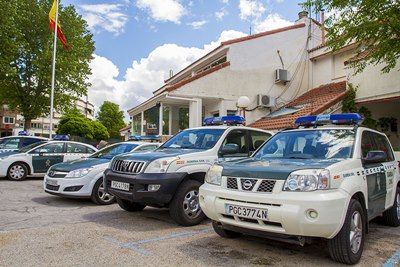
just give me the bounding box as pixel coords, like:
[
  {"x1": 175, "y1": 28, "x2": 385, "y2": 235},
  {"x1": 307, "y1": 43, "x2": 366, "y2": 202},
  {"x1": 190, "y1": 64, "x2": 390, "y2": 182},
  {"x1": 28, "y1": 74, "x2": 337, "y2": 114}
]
[
  {"x1": 199, "y1": 113, "x2": 400, "y2": 265},
  {"x1": 104, "y1": 116, "x2": 273, "y2": 226}
]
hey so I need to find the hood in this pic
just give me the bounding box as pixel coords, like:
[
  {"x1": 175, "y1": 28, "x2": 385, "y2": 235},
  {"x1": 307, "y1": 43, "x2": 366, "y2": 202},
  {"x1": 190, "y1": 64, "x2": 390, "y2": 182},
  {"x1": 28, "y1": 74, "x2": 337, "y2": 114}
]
[
  {"x1": 115, "y1": 148, "x2": 203, "y2": 161},
  {"x1": 221, "y1": 158, "x2": 339, "y2": 180},
  {"x1": 51, "y1": 157, "x2": 109, "y2": 172}
]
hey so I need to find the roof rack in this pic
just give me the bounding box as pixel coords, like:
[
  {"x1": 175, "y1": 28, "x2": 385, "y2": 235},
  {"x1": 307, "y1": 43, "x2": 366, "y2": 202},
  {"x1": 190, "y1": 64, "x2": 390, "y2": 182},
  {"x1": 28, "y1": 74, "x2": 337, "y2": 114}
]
[
  {"x1": 203, "y1": 116, "x2": 245, "y2": 126},
  {"x1": 295, "y1": 113, "x2": 363, "y2": 127}
]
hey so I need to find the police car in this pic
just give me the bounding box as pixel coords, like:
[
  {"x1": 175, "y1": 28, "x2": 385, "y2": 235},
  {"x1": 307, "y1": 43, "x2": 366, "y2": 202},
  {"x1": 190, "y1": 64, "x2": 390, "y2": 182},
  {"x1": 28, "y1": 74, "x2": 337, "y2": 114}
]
[
  {"x1": 104, "y1": 116, "x2": 273, "y2": 226},
  {"x1": 0, "y1": 141, "x2": 97, "y2": 181},
  {"x1": 0, "y1": 135, "x2": 48, "y2": 153},
  {"x1": 199, "y1": 113, "x2": 400, "y2": 265},
  {"x1": 44, "y1": 141, "x2": 161, "y2": 205}
]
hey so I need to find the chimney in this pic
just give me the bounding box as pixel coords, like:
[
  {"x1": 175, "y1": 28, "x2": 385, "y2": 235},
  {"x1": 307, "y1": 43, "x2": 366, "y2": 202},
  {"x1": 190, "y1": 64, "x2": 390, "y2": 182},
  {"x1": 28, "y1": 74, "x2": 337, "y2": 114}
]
[
  {"x1": 298, "y1": 11, "x2": 308, "y2": 20},
  {"x1": 321, "y1": 10, "x2": 325, "y2": 46}
]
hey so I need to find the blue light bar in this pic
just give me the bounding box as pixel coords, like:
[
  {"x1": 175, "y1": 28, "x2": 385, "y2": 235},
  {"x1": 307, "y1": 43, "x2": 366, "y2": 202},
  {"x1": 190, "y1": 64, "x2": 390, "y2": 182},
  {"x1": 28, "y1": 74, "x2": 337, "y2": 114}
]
[
  {"x1": 129, "y1": 135, "x2": 160, "y2": 141},
  {"x1": 18, "y1": 131, "x2": 29, "y2": 136},
  {"x1": 203, "y1": 116, "x2": 245, "y2": 126},
  {"x1": 53, "y1": 135, "x2": 70, "y2": 140},
  {"x1": 295, "y1": 113, "x2": 363, "y2": 126}
]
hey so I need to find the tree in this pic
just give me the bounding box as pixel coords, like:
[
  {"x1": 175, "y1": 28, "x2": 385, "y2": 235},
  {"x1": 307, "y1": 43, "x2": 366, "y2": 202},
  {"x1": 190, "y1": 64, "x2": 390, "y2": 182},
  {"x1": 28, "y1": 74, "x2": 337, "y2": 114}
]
[
  {"x1": 301, "y1": 0, "x2": 400, "y2": 73},
  {"x1": 57, "y1": 115, "x2": 94, "y2": 139},
  {"x1": 0, "y1": 0, "x2": 95, "y2": 130},
  {"x1": 92, "y1": 121, "x2": 110, "y2": 140},
  {"x1": 97, "y1": 101, "x2": 126, "y2": 138}
]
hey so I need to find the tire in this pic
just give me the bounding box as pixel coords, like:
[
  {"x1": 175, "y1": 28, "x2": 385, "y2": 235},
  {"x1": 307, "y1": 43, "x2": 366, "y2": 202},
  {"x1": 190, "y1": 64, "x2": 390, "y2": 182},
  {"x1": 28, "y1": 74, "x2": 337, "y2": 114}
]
[
  {"x1": 7, "y1": 162, "x2": 28, "y2": 181},
  {"x1": 169, "y1": 180, "x2": 206, "y2": 226},
  {"x1": 116, "y1": 197, "x2": 146, "y2": 211},
  {"x1": 212, "y1": 221, "x2": 242, "y2": 238},
  {"x1": 382, "y1": 186, "x2": 400, "y2": 227},
  {"x1": 91, "y1": 178, "x2": 115, "y2": 205},
  {"x1": 328, "y1": 199, "x2": 365, "y2": 265}
]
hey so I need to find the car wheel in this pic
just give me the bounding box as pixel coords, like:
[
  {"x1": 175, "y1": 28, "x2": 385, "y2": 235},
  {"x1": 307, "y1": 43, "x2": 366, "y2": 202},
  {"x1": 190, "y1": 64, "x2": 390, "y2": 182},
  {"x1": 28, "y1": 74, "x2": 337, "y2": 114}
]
[
  {"x1": 7, "y1": 162, "x2": 28, "y2": 181},
  {"x1": 212, "y1": 221, "x2": 242, "y2": 238},
  {"x1": 169, "y1": 180, "x2": 206, "y2": 226},
  {"x1": 91, "y1": 178, "x2": 115, "y2": 205},
  {"x1": 116, "y1": 197, "x2": 146, "y2": 211},
  {"x1": 382, "y1": 186, "x2": 400, "y2": 227},
  {"x1": 328, "y1": 199, "x2": 365, "y2": 265}
]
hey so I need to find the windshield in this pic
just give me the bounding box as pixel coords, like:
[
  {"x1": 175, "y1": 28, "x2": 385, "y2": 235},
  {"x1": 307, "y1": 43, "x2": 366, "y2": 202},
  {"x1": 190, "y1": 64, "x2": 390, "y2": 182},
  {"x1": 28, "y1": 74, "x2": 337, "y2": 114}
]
[
  {"x1": 161, "y1": 128, "x2": 225, "y2": 150},
  {"x1": 90, "y1": 143, "x2": 138, "y2": 159},
  {"x1": 18, "y1": 141, "x2": 48, "y2": 153},
  {"x1": 254, "y1": 129, "x2": 355, "y2": 160}
]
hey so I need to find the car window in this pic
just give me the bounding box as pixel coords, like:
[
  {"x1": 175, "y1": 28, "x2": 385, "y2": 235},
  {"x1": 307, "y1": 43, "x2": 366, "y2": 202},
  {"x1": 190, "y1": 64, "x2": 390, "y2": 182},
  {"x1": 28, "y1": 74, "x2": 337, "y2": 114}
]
[
  {"x1": 219, "y1": 129, "x2": 248, "y2": 158},
  {"x1": 31, "y1": 143, "x2": 64, "y2": 154},
  {"x1": 162, "y1": 129, "x2": 224, "y2": 150},
  {"x1": 134, "y1": 144, "x2": 159, "y2": 152},
  {"x1": 21, "y1": 138, "x2": 43, "y2": 147},
  {"x1": 67, "y1": 143, "x2": 90, "y2": 153},
  {"x1": 361, "y1": 131, "x2": 394, "y2": 162},
  {"x1": 0, "y1": 138, "x2": 20, "y2": 149},
  {"x1": 255, "y1": 129, "x2": 355, "y2": 160}
]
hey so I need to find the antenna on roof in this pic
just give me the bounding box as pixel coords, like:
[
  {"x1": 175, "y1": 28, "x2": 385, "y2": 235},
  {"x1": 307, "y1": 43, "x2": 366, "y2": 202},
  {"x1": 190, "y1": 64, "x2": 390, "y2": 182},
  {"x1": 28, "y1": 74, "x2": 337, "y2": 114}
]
[{"x1": 277, "y1": 50, "x2": 285, "y2": 69}]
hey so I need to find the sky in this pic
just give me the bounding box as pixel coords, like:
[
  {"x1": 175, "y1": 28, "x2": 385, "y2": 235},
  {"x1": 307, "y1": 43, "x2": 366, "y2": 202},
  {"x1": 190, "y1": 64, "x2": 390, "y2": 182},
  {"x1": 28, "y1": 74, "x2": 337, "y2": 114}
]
[{"x1": 61, "y1": 0, "x2": 312, "y2": 121}]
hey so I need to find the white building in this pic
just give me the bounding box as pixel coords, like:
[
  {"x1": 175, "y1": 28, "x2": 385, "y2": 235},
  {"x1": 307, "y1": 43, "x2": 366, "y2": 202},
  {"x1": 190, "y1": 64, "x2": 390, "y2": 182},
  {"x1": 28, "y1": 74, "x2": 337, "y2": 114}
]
[{"x1": 126, "y1": 11, "x2": 400, "y2": 149}]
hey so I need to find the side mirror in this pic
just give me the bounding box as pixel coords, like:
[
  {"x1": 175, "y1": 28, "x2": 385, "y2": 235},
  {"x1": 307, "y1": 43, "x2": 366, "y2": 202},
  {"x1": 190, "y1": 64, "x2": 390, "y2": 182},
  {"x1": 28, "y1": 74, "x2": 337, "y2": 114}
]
[
  {"x1": 363, "y1": 150, "x2": 386, "y2": 164},
  {"x1": 39, "y1": 149, "x2": 47, "y2": 156},
  {"x1": 220, "y1": 143, "x2": 239, "y2": 155}
]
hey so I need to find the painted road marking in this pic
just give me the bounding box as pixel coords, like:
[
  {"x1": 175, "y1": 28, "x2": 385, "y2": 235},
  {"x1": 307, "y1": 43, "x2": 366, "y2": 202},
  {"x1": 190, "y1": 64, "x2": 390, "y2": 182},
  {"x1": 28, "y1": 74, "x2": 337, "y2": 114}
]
[
  {"x1": 105, "y1": 228, "x2": 213, "y2": 255},
  {"x1": 383, "y1": 249, "x2": 400, "y2": 267}
]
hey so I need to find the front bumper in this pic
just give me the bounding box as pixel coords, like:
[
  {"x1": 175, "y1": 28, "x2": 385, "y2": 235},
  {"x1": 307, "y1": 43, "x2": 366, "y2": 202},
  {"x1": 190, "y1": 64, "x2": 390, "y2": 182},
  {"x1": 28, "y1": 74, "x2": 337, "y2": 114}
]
[
  {"x1": 103, "y1": 169, "x2": 187, "y2": 206},
  {"x1": 199, "y1": 181, "x2": 350, "y2": 239},
  {"x1": 44, "y1": 173, "x2": 97, "y2": 198}
]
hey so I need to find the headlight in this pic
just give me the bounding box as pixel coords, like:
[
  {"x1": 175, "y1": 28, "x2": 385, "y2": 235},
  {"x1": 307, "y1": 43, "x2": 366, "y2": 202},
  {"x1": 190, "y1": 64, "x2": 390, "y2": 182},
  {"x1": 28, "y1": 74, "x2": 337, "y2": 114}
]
[
  {"x1": 144, "y1": 157, "x2": 178, "y2": 173},
  {"x1": 205, "y1": 164, "x2": 223, "y2": 185},
  {"x1": 283, "y1": 169, "x2": 330, "y2": 191},
  {"x1": 65, "y1": 168, "x2": 93, "y2": 178}
]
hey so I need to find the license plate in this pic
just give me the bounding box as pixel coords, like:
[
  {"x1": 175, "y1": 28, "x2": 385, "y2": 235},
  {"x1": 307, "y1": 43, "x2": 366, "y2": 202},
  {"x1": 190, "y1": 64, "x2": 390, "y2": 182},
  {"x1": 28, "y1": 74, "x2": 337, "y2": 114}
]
[
  {"x1": 111, "y1": 181, "x2": 130, "y2": 191},
  {"x1": 224, "y1": 204, "x2": 268, "y2": 220},
  {"x1": 46, "y1": 179, "x2": 58, "y2": 186}
]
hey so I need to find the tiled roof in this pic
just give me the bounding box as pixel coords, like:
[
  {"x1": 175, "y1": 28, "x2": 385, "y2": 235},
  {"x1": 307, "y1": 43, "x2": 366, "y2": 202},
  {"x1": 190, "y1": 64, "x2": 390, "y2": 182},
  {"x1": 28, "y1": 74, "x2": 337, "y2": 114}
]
[{"x1": 249, "y1": 81, "x2": 348, "y2": 130}]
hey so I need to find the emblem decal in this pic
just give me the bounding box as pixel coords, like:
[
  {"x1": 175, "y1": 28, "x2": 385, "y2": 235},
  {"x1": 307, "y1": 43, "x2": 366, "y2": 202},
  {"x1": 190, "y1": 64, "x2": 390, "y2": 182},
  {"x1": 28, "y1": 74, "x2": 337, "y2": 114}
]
[{"x1": 243, "y1": 180, "x2": 253, "y2": 190}]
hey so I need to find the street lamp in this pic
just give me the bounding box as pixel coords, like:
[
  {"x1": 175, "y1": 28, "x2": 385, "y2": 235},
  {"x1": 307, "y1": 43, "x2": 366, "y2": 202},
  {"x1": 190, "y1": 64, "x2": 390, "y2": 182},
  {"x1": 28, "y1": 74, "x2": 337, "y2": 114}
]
[{"x1": 237, "y1": 96, "x2": 251, "y2": 120}]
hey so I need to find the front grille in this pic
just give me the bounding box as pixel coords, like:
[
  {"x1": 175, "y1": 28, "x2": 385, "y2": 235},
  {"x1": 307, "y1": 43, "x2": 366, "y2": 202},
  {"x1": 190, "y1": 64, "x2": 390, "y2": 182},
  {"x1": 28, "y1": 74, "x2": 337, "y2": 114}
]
[
  {"x1": 47, "y1": 170, "x2": 68, "y2": 178},
  {"x1": 112, "y1": 159, "x2": 146, "y2": 174},
  {"x1": 226, "y1": 177, "x2": 276, "y2": 192},
  {"x1": 46, "y1": 184, "x2": 60, "y2": 191}
]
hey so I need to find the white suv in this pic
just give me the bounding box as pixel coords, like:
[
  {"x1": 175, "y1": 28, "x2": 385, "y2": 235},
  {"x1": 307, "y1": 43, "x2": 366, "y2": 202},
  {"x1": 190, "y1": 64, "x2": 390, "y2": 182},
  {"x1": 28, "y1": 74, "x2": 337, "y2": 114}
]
[{"x1": 199, "y1": 113, "x2": 400, "y2": 265}]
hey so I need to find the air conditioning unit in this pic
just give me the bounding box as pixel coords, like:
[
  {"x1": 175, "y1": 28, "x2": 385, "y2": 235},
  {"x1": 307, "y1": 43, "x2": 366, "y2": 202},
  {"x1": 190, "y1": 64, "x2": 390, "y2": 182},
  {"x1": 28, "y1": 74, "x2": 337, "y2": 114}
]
[
  {"x1": 257, "y1": 94, "x2": 275, "y2": 108},
  {"x1": 275, "y1": 69, "x2": 290, "y2": 83}
]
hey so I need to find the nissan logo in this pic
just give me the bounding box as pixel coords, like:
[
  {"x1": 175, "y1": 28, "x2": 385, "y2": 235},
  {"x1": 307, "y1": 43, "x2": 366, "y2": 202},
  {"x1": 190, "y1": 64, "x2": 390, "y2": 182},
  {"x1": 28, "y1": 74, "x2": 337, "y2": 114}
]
[{"x1": 243, "y1": 180, "x2": 253, "y2": 190}]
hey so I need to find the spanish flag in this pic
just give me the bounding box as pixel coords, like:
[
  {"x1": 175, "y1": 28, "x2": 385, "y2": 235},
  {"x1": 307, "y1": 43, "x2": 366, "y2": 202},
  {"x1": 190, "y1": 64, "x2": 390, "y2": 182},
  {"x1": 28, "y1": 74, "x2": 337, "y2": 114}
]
[{"x1": 49, "y1": 0, "x2": 69, "y2": 49}]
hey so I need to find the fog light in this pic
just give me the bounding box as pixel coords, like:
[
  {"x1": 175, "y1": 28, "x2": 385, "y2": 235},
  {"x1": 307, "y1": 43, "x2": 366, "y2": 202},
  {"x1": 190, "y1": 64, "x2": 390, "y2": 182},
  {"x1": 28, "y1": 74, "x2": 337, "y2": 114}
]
[
  {"x1": 307, "y1": 209, "x2": 318, "y2": 219},
  {"x1": 148, "y1": 184, "x2": 161, "y2": 192}
]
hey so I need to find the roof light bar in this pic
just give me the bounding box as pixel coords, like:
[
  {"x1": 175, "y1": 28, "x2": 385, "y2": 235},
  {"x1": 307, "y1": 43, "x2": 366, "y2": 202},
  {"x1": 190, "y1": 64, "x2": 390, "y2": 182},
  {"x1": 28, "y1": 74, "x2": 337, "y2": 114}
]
[
  {"x1": 203, "y1": 116, "x2": 245, "y2": 126},
  {"x1": 53, "y1": 135, "x2": 70, "y2": 140},
  {"x1": 129, "y1": 135, "x2": 161, "y2": 141},
  {"x1": 295, "y1": 113, "x2": 363, "y2": 126}
]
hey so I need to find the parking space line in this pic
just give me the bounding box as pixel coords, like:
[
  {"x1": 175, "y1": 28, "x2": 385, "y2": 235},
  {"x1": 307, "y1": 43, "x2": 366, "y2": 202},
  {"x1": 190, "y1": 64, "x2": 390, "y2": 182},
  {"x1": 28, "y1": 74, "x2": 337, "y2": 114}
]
[
  {"x1": 105, "y1": 228, "x2": 213, "y2": 255},
  {"x1": 383, "y1": 249, "x2": 400, "y2": 267}
]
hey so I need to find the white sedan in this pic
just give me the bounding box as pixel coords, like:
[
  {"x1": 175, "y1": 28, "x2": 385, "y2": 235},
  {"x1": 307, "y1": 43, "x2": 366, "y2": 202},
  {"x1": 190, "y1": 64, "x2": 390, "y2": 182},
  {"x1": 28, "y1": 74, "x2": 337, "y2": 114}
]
[
  {"x1": 0, "y1": 141, "x2": 97, "y2": 181},
  {"x1": 44, "y1": 141, "x2": 161, "y2": 205}
]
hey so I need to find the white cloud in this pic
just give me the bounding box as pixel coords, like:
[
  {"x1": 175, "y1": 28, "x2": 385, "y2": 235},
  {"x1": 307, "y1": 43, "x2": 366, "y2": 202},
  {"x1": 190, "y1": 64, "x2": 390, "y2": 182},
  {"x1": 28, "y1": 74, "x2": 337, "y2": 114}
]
[
  {"x1": 88, "y1": 30, "x2": 247, "y2": 121},
  {"x1": 79, "y1": 4, "x2": 128, "y2": 35},
  {"x1": 254, "y1": 13, "x2": 293, "y2": 33},
  {"x1": 135, "y1": 0, "x2": 186, "y2": 24},
  {"x1": 215, "y1": 9, "x2": 228, "y2": 21},
  {"x1": 239, "y1": 0, "x2": 266, "y2": 21},
  {"x1": 188, "y1": 20, "x2": 208, "y2": 29}
]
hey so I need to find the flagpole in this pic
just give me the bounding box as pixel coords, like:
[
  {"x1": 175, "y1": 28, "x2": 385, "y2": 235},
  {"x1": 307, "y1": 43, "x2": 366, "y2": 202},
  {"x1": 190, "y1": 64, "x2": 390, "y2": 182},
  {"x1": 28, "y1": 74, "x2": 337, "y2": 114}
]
[{"x1": 49, "y1": 0, "x2": 59, "y2": 139}]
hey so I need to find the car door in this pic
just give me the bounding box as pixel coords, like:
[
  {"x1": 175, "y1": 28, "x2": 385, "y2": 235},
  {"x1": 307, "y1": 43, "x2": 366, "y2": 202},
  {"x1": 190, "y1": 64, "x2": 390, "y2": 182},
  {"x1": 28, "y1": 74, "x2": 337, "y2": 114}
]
[
  {"x1": 361, "y1": 130, "x2": 394, "y2": 219},
  {"x1": 30, "y1": 142, "x2": 65, "y2": 173}
]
